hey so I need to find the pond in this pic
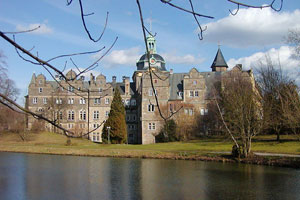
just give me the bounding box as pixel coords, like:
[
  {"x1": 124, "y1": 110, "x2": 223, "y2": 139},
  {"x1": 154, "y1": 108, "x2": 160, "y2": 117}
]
[{"x1": 0, "y1": 152, "x2": 299, "y2": 200}]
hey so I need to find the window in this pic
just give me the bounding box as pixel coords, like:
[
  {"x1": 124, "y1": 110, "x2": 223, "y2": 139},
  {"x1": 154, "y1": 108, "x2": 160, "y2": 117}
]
[
  {"x1": 68, "y1": 98, "x2": 74, "y2": 104},
  {"x1": 189, "y1": 109, "x2": 194, "y2": 116},
  {"x1": 79, "y1": 110, "x2": 86, "y2": 121},
  {"x1": 39, "y1": 80, "x2": 42, "y2": 84},
  {"x1": 99, "y1": 88, "x2": 103, "y2": 93},
  {"x1": 79, "y1": 98, "x2": 86, "y2": 104},
  {"x1": 205, "y1": 109, "x2": 208, "y2": 115},
  {"x1": 59, "y1": 111, "x2": 63, "y2": 120},
  {"x1": 126, "y1": 115, "x2": 130, "y2": 121},
  {"x1": 80, "y1": 124, "x2": 85, "y2": 129},
  {"x1": 125, "y1": 99, "x2": 130, "y2": 106},
  {"x1": 148, "y1": 104, "x2": 155, "y2": 112},
  {"x1": 200, "y1": 108, "x2": 205, "y2": 116},
  {"x1": 195, "y1": 91, "x2": 199, "y2": 97},
  {"x1": 68, "y1": 86, "x2": 74, "y2": 92},
  {"x1": 131, "y1": 99, "x2": 136, "y2": 106},
  {"x1": 189, "y1": 91, "x2": 194, "y2": 97},
  {"x1": 43, "y1": 98, "x2": 47, "y2": 104},
  {"x1": 56, "y1": 98, "x2": 62, "y2": 104},
  {"x1": 183, "y1": 108, "x2": 187, "y2": 115},
  {"x1": 148, "y1": 89, "x2": 157, "y2": 96},
  {"x1": 39, "y1": 88, "x2": 43, "y2": 93},
  {"x1": 93, "y1": 123, "x2": 100, "y2": 129},
  {"x1": 148, "y1": 89, "x2": 153, "y2": 96},
  {"x1": 94, "y1": 98, "x2": 101, "y2": 104},
  {"x1": 178, "y1": 92, "x2": 183, "y2": 97},
  {"x1": 169, "y1": 104, "x2": 173, "y2": 112},
  {"x1": 38, "y1": 108, "x2": 44, "y2": 112},
  {"x1": 128, "y1": 125, "x2": 136, "y2": 130},
  {"x1": 93, "y1": 111, "x2": 99, "y2": 119},
  {"x1": 33, "y1": 97, "x2": 38, "y2": 104},
  {"x1": 68, "y1": 124, "x2": 74, "y2": 129},
  {"x1": 93, "y1": 132, "x2": 100, "y2": 142},
  {"x1": 68, "y1": 110, "x2": 75, "y2": 121},
  {"x1": 105, "y1": 111, "x2": 109, "y2": 117},
  {"x1": 148, "y1": 123, "x2": 156, "y2": 130},
  {"x1": 193, "y1": 80, "x2": 197, "y2": 85},
  {"x1": 105, "y1": 98, "x2": 110, "y2": 105},
  {"x1": 132, "y1": 115, "x2": 136, "y2": 121}
]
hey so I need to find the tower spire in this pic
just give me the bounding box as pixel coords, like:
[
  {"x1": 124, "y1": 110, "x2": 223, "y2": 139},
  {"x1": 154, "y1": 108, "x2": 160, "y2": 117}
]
[{"x1": 211, "y1": 46, "x2": 228, "y2": 72}]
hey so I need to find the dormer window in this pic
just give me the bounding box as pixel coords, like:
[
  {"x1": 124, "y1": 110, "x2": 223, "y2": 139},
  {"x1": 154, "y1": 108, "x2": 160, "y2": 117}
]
[
  {"x1": 68, "y1": 86, "x2": 74, "y2": 92},
  {"x1": 39, "y1": 88, "x2": 43, "y2": 93}
]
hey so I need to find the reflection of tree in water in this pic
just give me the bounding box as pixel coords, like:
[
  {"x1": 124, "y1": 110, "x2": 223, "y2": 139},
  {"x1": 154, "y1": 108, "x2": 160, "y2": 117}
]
[{"x1": 108, "y1": 158, "x2": 142, "y2": 200}]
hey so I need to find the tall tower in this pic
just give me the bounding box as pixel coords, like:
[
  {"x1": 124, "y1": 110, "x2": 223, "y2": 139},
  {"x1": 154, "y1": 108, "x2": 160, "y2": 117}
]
[
  {"x1": 211, "y1": 47, "x2": 228, "y2": 72},
  {"x1": 146, "y1": 34, "x2": 156, "y2": 54}
]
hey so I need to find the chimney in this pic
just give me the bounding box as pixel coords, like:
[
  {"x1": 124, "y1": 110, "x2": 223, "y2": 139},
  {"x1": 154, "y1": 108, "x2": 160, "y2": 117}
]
[
  {"x1": 112, "y1": 76, "x2": 117, "y2": 83},
  {"x1": 123, "y1": 76, "x2": 130, "y2": 95},
  {"x1": 55, "y1": 75, "x2": 59, "y2": 81},
  {"x1": 90, "y1": 73, "x2": 95, "y2": 82}
]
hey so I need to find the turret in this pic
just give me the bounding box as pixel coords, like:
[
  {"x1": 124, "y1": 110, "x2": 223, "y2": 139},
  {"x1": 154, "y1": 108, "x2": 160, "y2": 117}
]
[{"x1": 211, "y1": 47, "x2": 228, "y2": 72}]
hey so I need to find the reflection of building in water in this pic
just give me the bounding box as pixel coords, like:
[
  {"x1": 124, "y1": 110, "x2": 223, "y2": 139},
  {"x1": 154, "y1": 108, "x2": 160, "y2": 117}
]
[{"x1": 26, "y1": 33, "x2": 253, "y2": 144}]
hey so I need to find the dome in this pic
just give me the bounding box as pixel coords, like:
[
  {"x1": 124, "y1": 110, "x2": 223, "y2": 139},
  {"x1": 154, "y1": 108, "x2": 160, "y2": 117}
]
[{"x1": 136, "y1": 53, "x2": 166, "y2": 71}]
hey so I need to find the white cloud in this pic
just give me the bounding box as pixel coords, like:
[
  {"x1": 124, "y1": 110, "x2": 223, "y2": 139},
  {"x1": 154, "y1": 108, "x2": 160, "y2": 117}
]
[
  {"x1": 16, "y1": 23, "x2": 53, "y2": 35},
  {"x1": 94, "y1": 47, "x2": 142, "y2": 68},
  {"x1": 161, "y1": 52, "x2": 204, "y2": 65},
  {"x1": 228, "y1": 46, "x2": 300, "y2": 81},
  {"x1": 202, "y1": 8, "x2": 300, "y2": 47}
]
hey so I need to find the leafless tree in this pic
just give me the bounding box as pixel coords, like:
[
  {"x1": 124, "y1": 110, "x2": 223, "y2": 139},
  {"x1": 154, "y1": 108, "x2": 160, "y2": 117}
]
[
  {"x1": 279, "y1": 82, "x2": 300, "y2": 141},
  {"x1": 286, "y1": 29, "x2": 300, "y2": 58},
  {"x1": 215, "y1": 71, "x2": 263, "y2": 158},
  {"x1": 255, "y1": 56, "x2": 292, "y2": 141}
]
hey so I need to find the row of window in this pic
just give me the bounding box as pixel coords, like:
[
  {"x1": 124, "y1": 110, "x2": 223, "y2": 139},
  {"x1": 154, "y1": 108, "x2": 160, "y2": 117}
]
[
  {"x1": 183, "y1": 108, "x2": 208, "y2": 116},
  {"x1": 126, "y1": 115, "x2": 137, "y2": 122},
  {"x1": 122, "y1": 99, "x2": 136, "y2": 106},
  {"x1": 92, "y1": 132, "x2": 101, "y2": 142},
  {"x1": 128, "y1": 124, "x2": 137, "y2": 130},
  {"x1": 189, "y1": 90, "x2": 200, "y2": 97},
  {"x1": 52, "y1": 110, "x2": 109, "y2": 121},
  {"x1": 67, "y1": 123, "x2": 86, "y2": 129},
  {"x1": 32, "y1": 97, "x2": 110, "y2": 105}
]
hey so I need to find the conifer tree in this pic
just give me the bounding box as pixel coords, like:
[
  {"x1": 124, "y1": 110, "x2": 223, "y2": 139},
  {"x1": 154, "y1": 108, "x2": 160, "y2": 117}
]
[{"x1": 102, "y1": 88, "x2": 127, "y2": 144}]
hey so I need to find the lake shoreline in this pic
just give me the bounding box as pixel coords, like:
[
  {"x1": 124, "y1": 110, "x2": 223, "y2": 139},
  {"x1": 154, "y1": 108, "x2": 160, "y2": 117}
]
[{"x1": 1, "y1": 146, "x2": 299, "y2": 169}]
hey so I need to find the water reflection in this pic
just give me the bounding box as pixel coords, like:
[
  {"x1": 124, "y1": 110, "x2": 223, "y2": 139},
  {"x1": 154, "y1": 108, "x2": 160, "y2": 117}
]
[{"x1": 0, "y1": 152, "x2": 299, "y2": 200}]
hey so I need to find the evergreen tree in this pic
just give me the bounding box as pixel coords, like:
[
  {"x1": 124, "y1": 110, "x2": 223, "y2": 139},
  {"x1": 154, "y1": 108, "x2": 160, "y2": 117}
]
[
  {"x1": 155, "y1": 119, "x2": 177, "y2": 143},
  {"x1": 102, "y1": 88, "x2": 127, "y2": 144}
]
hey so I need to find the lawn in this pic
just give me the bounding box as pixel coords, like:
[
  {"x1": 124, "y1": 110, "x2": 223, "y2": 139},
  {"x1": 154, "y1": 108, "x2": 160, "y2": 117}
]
[{"x1": 0, "y1": 132, "x2": 299, "y2": 156}]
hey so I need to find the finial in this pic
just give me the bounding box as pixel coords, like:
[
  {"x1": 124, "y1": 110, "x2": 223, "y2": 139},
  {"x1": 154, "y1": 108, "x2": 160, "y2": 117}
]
[
  {"x1": 149, "y1": 11, "x2": 153, "y2": 33},
  {"x1": 218, "y1": 41, "x2": 221, "y2": 49}
]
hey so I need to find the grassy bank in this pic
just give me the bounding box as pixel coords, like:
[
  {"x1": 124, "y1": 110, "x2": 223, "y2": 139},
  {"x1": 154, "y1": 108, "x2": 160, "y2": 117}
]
[{"x1": 0, "y1": 132, "x2": 299, "y2": 168}]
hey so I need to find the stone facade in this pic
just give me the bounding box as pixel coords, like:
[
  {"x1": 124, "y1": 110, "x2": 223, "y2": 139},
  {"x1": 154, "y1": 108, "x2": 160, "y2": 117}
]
[{"x1": 26, "y1": 35, "x2": 253, "y2": 144}]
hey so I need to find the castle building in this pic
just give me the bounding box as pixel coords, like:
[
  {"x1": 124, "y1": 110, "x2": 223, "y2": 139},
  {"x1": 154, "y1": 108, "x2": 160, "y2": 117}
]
[{"x1": 26, "y1": 34, "x2": 253, "y2": 144}]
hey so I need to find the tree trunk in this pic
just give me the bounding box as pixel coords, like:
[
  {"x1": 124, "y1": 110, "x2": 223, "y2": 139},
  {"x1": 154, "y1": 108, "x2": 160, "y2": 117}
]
[{"x1": 276, "y1": 131, "x2": 280, "y2": 142}]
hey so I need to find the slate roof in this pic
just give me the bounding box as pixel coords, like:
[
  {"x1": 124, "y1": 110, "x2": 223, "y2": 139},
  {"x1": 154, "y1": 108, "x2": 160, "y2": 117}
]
[
  {"x1": 111, "y1": 82, "x2": 135, "y2": 96},
  {"x1": 136, "y1": 53, "x2": 167, "y2": 71},
  {"x1": 169, "y1": 73, "x2": 186, "y2": 100},
  {"x1": 211, "y1": 48, "x2": 228, "y2": 68}
]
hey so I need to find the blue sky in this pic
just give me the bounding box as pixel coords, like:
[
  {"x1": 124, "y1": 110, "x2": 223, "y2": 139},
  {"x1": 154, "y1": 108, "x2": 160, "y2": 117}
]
[{"x1": 0, "y1": 0, "x2": 300, "y2": 104}]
